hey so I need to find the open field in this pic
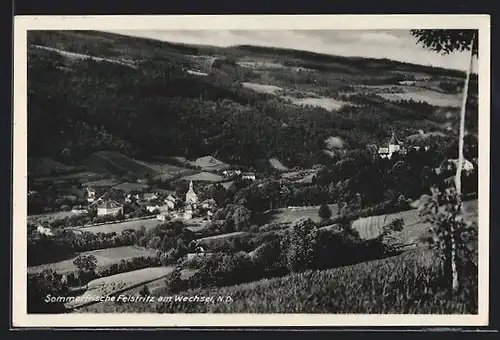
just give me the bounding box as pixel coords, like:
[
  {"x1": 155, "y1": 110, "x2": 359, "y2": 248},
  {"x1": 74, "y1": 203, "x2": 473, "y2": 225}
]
[
  {"x1": 36, "y1": 171, "x2": 103, "y2": 183},
  {"x1": 263, "y1": 204, "x2": 339, "y2": 225},
  {"x1": 379, "y1": 90, "x2": 461, "y2": 108},
  {"x1": 181, "y1": 171, "x2": 225, "y2": 183},
  {"x1": 135, "y1": 159, "x2": 195, "y2": 180},
  {"x1": 27, "y1": 246, "x2": 158, "y2": 275},
  {"x1": 34, "y1": 45, "x2": 137, "y2": 68},
  {"x1": 66, "y1": 266, "x2": 175, "y2": 309},
  {"x1": 72, "y1": 268, "x2": 197, "y2": 313},
  {"x1": 351, "y1": 199, "x2": 477, "y2": 245},
  {"x1": 242, "y1": 82, "x2": 282, "y2": 94},
  {"x1": 28, "y1": 211, "x2": 76, "y2": 224},
  {"x1": 112, "y1": 182, "x2": 150, "y2": 193},
  {"x1": 268, "y1": 158, "x2": 288, "y2": 171},
  {"x1": 238, "y1": 61, "x2": 285, "y2": 69},
  {"x1": 283, "y1": 95, "x2": 347, "y2": 111},
  {"x1": 196, "y1": 231, "x2": 247, "y2": 242},
  {"x1": 188, "y1": 156, "x2": 230, "y2": 172},
  {"x1": 85, "y1": 151, "x2": 159, "y2": 178},
  {"x1": 73, "y1": 218, "x2": 162, "y2": 234},
  {"x1": 28, "y1": 157, "x2": 75, "y2": 177},
  {"x1": 81, "y1": 178, "x2": 120, "y2": 187}
]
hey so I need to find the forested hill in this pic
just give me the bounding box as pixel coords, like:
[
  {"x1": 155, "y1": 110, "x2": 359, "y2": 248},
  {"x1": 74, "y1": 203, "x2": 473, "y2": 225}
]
[{"x1": 27, "y1": 30, "x2": 478, "y2": 169}]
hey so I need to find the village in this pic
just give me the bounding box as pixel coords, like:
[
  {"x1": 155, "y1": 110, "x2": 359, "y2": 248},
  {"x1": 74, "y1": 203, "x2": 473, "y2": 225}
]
[
  {"x1": 29, "y1": 162, "x2": 258, "y2": 237},
  {"x1": 29, "y1": 131, "x2": 476, "y2": 239}
]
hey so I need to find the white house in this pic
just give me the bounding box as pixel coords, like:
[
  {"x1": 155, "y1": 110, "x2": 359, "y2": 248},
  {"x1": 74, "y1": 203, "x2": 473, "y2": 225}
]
[
  {"x1": 143, "y1": 192, "x2": 158, "y2": 201},
  {"x1": 164, "y1": 195, "x2": 177, "y2": 209},
  {"x1": 242, "y1": 172, "x2": 256, "y2": 181},
  {"x1": 184, "y1": 204, "x2": 194, "y2": 220},
  {"x1": 125, "y1": 193, "x2": 140, "y2": 203},
  {"x1": 147, "y1": 204, "x2": 169, "y2": 213},
  {"x1": 86, "y1": 187, "x2": 96, "y2": 203},
  {"x1": 37, "y1": 225, "x2": 54, "y2": 236},
  {"x1": 449, "y1": 158, "x2": 475, "y2": 172},
  {"x1": 97, "y1": 201, "x2": 123, "y2": 216},
  {"x1": 222, "y1": 169, "x2": 242, "y2": 177},
  {"x1": 71, "y1": 206, "x2": 88, "y2": 215},
  {"x1": 156, "y1": 213, "x2": 170, "y2": 221}
]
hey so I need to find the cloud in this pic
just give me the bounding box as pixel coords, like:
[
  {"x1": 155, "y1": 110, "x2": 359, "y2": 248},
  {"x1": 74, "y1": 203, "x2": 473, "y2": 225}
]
[
  {"x1": 358, "y1": 31, "x2": 400, "y2": 44},
  {"x1": 106, "y1": 29, "x2": 477, "y2": 72}
]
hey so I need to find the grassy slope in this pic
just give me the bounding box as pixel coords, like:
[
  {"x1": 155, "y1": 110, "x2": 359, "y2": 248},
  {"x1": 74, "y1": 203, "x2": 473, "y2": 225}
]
[
  {"x1": 27, "y1": 246, "x2": 158, "y2": 275},
  {"x1": 74, "y1": 248, "x2": 477, "y2": 314}
]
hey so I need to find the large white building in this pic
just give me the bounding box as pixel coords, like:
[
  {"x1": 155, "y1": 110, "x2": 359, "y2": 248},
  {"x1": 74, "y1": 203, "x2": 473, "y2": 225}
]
[{"x1": 97, "y1": 201, "x2": 123, "y2": 216}]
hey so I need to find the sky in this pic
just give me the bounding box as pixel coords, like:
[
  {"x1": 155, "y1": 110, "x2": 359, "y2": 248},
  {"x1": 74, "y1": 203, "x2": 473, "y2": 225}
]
[{"x1": 105, "y1": 29, "x2": 478, "y2": 73}]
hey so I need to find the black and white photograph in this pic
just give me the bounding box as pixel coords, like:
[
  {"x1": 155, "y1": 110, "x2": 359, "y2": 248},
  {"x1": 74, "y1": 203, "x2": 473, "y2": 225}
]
[{"x1": 12, "y1": 15, "x2": 490, "y2": 327}]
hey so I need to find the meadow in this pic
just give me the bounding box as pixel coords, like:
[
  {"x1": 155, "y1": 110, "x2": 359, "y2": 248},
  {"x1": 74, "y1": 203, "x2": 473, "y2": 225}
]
[
  {"x1": 241, "y1": 82, "x2": 283, "y2": 94},
  {"x1": 351, "y1": 199, "x2": 478, "y2": 244},
  {"x1": 135, "y1": 159, "x2": 195, "y2": 181},
  {"x1": 181, "y1": 171, "x2": 225, "y2": 183},
  {"x1": 264, "y1": 204, "x2": 340, "y2": 225},
  {"x1": 28, "y1": 211, "x2": 77, "y2": 224},
  {"x1": 379, "y1": 90, "x2": 461, "y2": 108},
  {"x1": 188, "y1": 156, "x2": 230, "y2": 172},
  {"x1": 35, "y1": 171, "x2": 102, "y2": 183},
  {"x1": 71, "y1": 248, "x2": 478, "y2": 314},
  {"x1": 283, "y1": 95, "x2": 347, "y2": 111},
  {"x1": 85, "y1": 151, "x2": 159, "y2": 178},
  {"x1": 27, "y1": 246, "x2": 158, "y2": 275},
  {"x1": 73, "y1": 218, "x2": 162, "y2": 234},
  {"x1": 66, "y1": 266, "x2": 176, "y2": 309}
]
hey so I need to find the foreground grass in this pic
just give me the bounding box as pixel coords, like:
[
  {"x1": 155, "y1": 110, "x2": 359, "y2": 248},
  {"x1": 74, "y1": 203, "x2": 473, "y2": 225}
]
[{"x1": 75, "y1": 248, "x2": 477, "y2": 314}]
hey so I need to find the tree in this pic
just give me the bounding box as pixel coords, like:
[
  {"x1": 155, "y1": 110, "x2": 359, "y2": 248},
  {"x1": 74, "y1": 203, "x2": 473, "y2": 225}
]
[
  {"x1": 318, "y1": 204, "x2": 332, "y2": 220},
  {"x1": 411, "y1": 29, "x2": 478, "y2": 199},
  {"x1": 231, "y1": 205, "x2": 252, "y2": 231},
  {"x1": 73, "y1": 254, "x2": 98, "y2": 285},
  {"x1": 139, "y1": 284, "x2": 150, "y2": 297},
  {"x1": 418, "y1": 187, "x2": 477, "y2": 293},
  {"x1": 280, "y1": 218, "x2": 318, "y2": 272},
  {"x1": 411, "y1": 29, "x2": 478, "y2": 293}
]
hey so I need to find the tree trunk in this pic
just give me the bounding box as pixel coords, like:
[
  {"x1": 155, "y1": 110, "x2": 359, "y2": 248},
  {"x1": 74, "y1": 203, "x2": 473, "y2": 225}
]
[
  {"x1": 451, "y1": 34, "x2": 475, "y2": 293},
  {"x1": 455, "y1": 34, "x2": 476, "y2": 198},
  {"x1": 450, "y1": 233, "x2": 460, "y2": 292}
]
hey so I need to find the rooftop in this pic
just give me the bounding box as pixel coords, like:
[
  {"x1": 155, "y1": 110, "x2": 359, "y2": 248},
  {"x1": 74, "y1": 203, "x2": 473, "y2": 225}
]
[
  {"x1": 97, "y1": 201, "x2": 122, "y2": 209},
  {"x1": 389, "y1": 133, "x2": 402, "y2": 145}
]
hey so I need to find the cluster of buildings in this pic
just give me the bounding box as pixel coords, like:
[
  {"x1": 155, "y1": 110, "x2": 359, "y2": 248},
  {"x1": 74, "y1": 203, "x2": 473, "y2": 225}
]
[
  {"x1": 222, "y1": 169, "x2": 256, "y2": 181},
  {"x1": 377, "y1": 132, "x2": 408, "y2": 159},
  {"x1": 377, "y1": 132, "x2": 476, "y2": 175},
  {"x1": 83, "y1": 179, "x2": 216, "y2": 222}
]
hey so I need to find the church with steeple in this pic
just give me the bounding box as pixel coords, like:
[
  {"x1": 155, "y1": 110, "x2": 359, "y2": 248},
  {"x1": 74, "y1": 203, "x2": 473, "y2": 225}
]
[
  {"x1": 185, "y1": 181, "x2": 198, "y2": 205},
  {"x1": 378, "y1": 132, "x2": 406, "y2": 159},
  {"x1": 184, "y1": 181, "x2": 198, "y2": 219}
]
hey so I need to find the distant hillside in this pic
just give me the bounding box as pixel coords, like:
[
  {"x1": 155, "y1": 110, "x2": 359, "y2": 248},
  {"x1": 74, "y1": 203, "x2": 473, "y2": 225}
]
[
  {"x1": 27, "y1": 30, "x2": 478, "y2": 170},
  {"x1": 85, "y1": 151, "x2": 159, "y2": 179}
]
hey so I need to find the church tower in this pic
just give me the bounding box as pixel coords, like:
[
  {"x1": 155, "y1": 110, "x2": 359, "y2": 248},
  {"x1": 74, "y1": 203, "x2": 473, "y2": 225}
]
[
  {"x1": 388, "y1": 132, "x2": 401, "y2": 158},
  {"x1": 185, "y1": 181, "x2": 198, "y2": 205}
]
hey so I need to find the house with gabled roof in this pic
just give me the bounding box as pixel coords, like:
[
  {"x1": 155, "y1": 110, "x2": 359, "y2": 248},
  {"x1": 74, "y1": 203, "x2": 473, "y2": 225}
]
[{"x1": 97, "y1": 201, "x2": 123, "y2": 216}]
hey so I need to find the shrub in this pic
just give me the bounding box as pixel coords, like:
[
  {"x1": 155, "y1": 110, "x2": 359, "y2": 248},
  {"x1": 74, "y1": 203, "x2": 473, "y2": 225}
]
[
  {"x1": 318, "y1": 204, "x2": 332, "y2": 220},
  {"x1": 139, "y1": 284, "x2": 150, "y2": 297},
  {"x1": 280, "y1": 219, "x2": 318, "y2": 272}
]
